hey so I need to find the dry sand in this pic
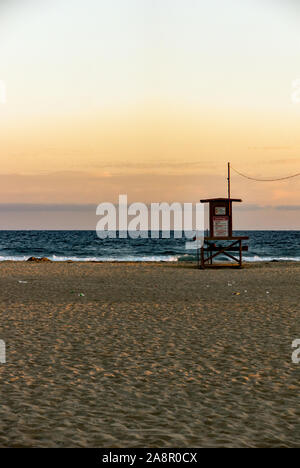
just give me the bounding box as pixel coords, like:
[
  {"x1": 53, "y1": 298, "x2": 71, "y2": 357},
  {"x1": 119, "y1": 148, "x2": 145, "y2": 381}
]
[{"x1": 0, "y1": 261, "x2": 299, "y2": 447}]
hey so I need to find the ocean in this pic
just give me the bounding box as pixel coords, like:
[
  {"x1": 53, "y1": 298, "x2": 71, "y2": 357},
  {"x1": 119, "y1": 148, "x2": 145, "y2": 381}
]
[{"x1": 0, "y1": 230, "x2": 299, "y2": 262}]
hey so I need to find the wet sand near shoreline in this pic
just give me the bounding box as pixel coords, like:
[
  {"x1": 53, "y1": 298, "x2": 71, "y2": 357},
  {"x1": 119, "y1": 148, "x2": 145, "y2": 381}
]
[{"x1": 0, "y1": 261, "x2": 299, "y2": 447}]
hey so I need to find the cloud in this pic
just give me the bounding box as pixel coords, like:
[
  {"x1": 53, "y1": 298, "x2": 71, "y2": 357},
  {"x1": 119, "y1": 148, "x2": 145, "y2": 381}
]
[
  {"x1": 235, "y1": 204, "x2": 266, "y2": 211},
  {"x1": 268, "y1": 158, "x2": 300, "y2": 165},
  {"x1": 0, "y1": 203, "x2": 96, "y2": 212},
  {"x1": 275, "y1": 205, "x2": 300, "y2": 211},
  {"x1": 0, "y1": 169, "x2": 299, "y2": 218},
  {"x1": 0, "y1": 170, "x2": 227, "y2": 204},
  {"x1": 247, "y1": 146, "x2": 293, "y2": 151},
  {"x1": 235, "y1": 204, "x2": 300, "y2": 211},
  {"x1": 87, "y1": 160, "x2": 218, "y2": 174},
  {"x1": 0, "y1": 202, "x2": 299, "y2": 214}
]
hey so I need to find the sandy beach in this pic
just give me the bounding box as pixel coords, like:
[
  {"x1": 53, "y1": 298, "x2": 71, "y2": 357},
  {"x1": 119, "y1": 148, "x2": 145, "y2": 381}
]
[{"x1": 0, "y1": 261, "x2": 299, "y2": 447}]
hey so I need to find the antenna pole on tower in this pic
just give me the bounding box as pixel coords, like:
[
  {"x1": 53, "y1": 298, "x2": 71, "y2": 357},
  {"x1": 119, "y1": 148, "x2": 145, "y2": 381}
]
[
  {"x1": 227, "y1": 162, "x2": 231, "y2": 200},
  {"x1": 228, "y1": 162, "x2": 231, "y2": 216}
]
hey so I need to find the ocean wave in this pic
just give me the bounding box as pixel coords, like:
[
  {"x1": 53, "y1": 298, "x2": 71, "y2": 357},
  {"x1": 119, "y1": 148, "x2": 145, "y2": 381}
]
[
  {"x1": 0, "y1": 256, "x2": 30, "y2": 261},
  {"x1": 0, "y1": 255, "x2": 179, "y2": 262},
  {"x1": 51, "y1": 255, "x2": 179, "y2": 262},
  {"x1": 244, "y1": 255, "x2": 300, "y2": 262},
  {"x1": 0, "y1": 253, "x2": 300, "y2": 263}
]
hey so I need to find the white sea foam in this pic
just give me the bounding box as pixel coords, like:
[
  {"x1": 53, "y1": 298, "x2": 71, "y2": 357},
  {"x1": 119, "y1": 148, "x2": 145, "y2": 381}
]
[
  {"x1": 0, "y1": 254, "x2": 300, "y2": 262},
  {"x1": 244, "y1": 256, "x2": 300, "y2": 262},
  {"x1": 0, "y1": 256, "x2": 29, "y2": 262},
  {"x1": 0, "y1": 255, "x2": 179, "y2": 262},
  {"x1": 50, "y1": 255, "x2": 179, "y2": 262}
]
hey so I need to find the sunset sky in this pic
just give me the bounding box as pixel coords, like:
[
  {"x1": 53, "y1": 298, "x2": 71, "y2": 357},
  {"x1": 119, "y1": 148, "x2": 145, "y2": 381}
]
[{"x1": 0, "y1": 0, "x2": 300, "y2": 229}]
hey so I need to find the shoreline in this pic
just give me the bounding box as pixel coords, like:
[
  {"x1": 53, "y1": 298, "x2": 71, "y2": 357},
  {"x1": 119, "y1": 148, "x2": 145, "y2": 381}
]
[{"x1": 0, "y1": 259, "x2": 300, "y2": 267}]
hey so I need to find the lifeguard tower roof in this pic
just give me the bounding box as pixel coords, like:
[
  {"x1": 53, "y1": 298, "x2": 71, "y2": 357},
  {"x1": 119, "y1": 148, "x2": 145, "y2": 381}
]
[{"x1": 200, "y1": 198, "x2": 242, "y2": 203}]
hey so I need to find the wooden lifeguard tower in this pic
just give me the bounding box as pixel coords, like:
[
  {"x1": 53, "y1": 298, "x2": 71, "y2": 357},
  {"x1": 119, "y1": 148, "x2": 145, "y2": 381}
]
[{"x1": 198, "y1": 163, "x2": 249, "y2": 268}]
